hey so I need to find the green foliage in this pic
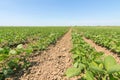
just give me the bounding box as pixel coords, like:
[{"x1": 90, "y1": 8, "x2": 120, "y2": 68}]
[
  {"x1": 0, "y1": 47, "x2": 10, "y2": 54},
  {"x1": 0, "y1": 27, "x2": 69, "y2": 79},
  {"x1": 9, "y1": 49, "x2": 17, "y2": 55},
  {"x1": 107, "y1": 64, "x2": 120, "y2": 74},
  {"x1": 67, "y1": 31, "x2": 120, "y2": 79},
  {"x1": 0, "y1": 54, "x2": 9, "y2": 62},
  {"x1": 89, "y1": 62, "x2": 104, "y2": 74},
  {"x1": 2, "y1": 68, "x2": 14, "y2": 77},
  {"x1": 65, "y1": 67, "x2": 81, "y2": 78},
  {"x1": 16, "y1": 44, "x2": 23, "y2": 49},
  {"x1": 22, "y1": 58, "x2": 31, "y2": 69},
  {"x1": 104, "y1": 56, "x2": 117, "y2": 71},
  {"x1": 7, "y1": 60, "x2": 19, "y2": 69},
  {"x1": 78, "y1": 27, "x2": 120, "y2": 54},
  {"x1": 83, "y1": 71, "x2": 94, "y2": 80},
  {"x1": 0, "y1": 48, "x2": 4, "y2": 53}
]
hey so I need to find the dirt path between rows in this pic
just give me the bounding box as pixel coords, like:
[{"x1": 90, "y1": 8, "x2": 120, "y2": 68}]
[
  {"x1": 11, "y1": 29, "x2": 79, "y2": 80},
  {"x1": 83, "y1": 37, "x2": 120, "y2": 64}
]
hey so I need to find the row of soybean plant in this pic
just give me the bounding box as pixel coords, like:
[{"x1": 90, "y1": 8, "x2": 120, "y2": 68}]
[
  {"x1": 65, "y1": 30, "x2": 120, "y2": 80},
  {"x1": 78, "y1": 27, "x2": 120, "y2": 54},
  {"x1": 0, "y1": 27, "x2": 68, "y2": 79}
]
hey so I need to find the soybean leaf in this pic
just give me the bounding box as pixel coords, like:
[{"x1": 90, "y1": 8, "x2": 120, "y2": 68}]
[
  {"x1": 104, "y1": 56, "x2": 116, "y2": 70},
  {"x1": 65, "y1": 67, "x2": 81, "y2": 78},
  {"x1": 84, "y1": 71, "x2": 94, "y2": 80},
  {"x1": 107, "y1": 64, "x2": 120, "y2": 74}
]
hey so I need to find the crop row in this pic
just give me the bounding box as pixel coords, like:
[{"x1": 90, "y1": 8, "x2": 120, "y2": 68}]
[
  {"x1": 77, "y1": 27, "x2": 120, "y2": 54},
  {"x1": 65, "y1": 31, "x2": 120, "y2": 80},
  {"x1": 0, "y1": 27, "x2": 68, "y2": 79},
  {"x1": 0, "y1": 27, "x2": 67, "y2": 48}
]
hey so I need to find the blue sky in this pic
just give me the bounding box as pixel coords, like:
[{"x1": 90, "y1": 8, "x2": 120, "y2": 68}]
[{"x1": 0, "y1": 0, "x2": 120, "y2": 26}]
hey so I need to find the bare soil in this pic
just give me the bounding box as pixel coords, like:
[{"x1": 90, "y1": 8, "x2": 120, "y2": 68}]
[
  {"x1": 83, "y1": 37, "x2": 120, "y2": 63},
  {"x1": 9, "y1": 30, "x2": 80, "y2": 80}
]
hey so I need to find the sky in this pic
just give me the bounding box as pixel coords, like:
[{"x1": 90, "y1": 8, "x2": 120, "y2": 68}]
[{"x1": 0, "y1": 0, "x2": 120, "y2": 26}]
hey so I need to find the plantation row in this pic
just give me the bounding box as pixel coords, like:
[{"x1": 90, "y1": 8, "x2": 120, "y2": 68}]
[
  {"x1": 0, "y1": 27, "x2": 68, "y2": 79},
  {"x1": 65, "y1": 29, "x2": 120, "y2": 80},
  {"x1": 77, "y1": 27, "x2": 120, "y2": 54}
]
